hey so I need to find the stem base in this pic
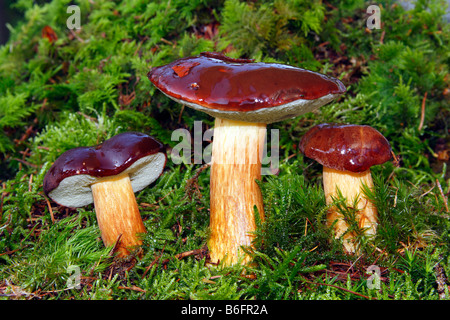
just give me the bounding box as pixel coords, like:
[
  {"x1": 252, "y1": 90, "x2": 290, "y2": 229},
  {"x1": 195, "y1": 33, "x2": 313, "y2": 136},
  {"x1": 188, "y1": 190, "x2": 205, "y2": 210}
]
[
  {"x1": 91, "y1": 174, "x2": 146, "y2": 257},
  {"x1": 323, "y1": 167, "x2": 377, "y2": 253},
  {"x1": 209, "y1": 117, "x2": 266, "y2": 265}
]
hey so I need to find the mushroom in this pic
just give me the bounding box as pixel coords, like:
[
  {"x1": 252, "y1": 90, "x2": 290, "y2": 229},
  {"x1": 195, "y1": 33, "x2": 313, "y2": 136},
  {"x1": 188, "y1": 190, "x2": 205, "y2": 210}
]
[
  {"x1": 43, "y1": 132, "x2": 167, "y2": 257},
  {"x1": 148, "y1": 52, "x2": 346, "y2": 265},
  {"x1": 299, "y1": 123, "x2": 392, "y2": 253}
]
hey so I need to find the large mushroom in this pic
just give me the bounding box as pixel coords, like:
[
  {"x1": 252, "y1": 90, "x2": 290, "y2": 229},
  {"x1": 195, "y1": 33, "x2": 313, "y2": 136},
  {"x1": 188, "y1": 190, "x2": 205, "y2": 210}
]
[
  {"x1": 299, "y1": 123, "x2": 392, "y2": 253},
  {"x1": 148, "y1": 52, "x2": 346, "y2": 265},
  {"x1": 43, "y1": 132, "x2": 166, "y2": 257}
]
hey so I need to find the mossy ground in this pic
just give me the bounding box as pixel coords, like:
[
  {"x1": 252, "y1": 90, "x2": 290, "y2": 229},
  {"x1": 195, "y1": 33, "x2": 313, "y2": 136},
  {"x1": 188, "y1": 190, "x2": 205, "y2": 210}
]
[{"x1": 0, "y1": 0, "x2": 449, "y2": 301}]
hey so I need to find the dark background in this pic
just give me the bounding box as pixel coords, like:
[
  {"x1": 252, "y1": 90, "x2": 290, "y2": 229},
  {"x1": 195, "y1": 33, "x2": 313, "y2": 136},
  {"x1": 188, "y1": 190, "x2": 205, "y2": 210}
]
[
  {"x1": 0, "y1": 0, "x2": 22, "y2": 45},
  {"x1": 0, "y1": 1, "x2": 9, "y2": 45},
  {"x1": 0, "y1": 0, "x2": 53, "y2": 45}
]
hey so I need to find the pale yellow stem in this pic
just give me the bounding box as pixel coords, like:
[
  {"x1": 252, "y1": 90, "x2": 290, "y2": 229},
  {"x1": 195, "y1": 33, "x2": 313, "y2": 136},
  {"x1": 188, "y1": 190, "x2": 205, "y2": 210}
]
[
  {"x1": 322, "y1": 167, "x2": 377, "y2": 253},
  {"x1": 209, "y1": 117, "x2": 266, "y2": 265},
  {"x1": 91, "y1": 174, "x2": 146, "y2": 257}
]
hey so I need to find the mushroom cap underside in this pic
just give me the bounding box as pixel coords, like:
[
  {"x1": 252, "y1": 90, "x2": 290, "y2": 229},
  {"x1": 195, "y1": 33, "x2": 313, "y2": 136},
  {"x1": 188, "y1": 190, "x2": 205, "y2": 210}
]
[
  {"x1": 148, "y1": 52, "x2": 346, "y2": 123},
  {"x1": 43, "y1": 132, "x2": 166, "y2": 208}
]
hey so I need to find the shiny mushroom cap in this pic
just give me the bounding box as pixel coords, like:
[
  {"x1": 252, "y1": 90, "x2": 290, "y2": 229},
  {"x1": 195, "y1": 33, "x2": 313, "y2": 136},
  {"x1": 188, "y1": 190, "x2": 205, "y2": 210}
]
[
  {"x1": 43, "y1": 132, "x2": 167, "y2": 208},
  {"x1": 299, "y1": 123, "x2": 392, "y2": 172},
  {"x1": 148, "y1": 52, "x2": 346, "y2": 123}
]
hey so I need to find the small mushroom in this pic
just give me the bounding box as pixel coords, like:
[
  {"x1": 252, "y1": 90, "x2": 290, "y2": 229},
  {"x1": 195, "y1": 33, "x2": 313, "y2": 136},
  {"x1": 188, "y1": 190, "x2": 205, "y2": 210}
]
[
  {"x1": 299, "y1": 123, "x2": 392, "y2": 253},
  {"x1": 148, "y1": 52, "x2": 346, "y2": 265},
  {"x1": 43, "y1": 132, "x2": 166, "y2": 257}
]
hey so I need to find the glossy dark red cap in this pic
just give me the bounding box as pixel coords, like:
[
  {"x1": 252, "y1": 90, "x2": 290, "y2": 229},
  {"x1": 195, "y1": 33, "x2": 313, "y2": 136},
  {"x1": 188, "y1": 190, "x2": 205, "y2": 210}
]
[
  {"x1": 299, "y1": 123, "x2": 392, "y2": 172},
  {"x1": 148, "y1": 52, "x2": 346, "y2": 123},
  {"x1": 43, "y1": 132, "x2": 166, "y2": 208}
]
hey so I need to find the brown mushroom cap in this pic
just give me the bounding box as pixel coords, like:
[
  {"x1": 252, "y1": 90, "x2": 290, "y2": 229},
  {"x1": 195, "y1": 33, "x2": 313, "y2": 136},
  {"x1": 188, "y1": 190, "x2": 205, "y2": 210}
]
[
  {"x1": 148, "y1": 52, "x2": 346, "y2": 123},
  {"x1": 299, "y1": 123, "x2": 392, "y2": 172},
  {"x1": 43, "y1": 132, "x2": 167, "y2": 208}
]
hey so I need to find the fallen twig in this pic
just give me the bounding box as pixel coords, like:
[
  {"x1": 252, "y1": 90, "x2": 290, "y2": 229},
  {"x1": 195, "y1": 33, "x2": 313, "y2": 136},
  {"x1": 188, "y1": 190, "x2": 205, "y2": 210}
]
[
  {"x1": 184, "y1": 163, "x2": 210, "y2": 200},
  {"x1": 436, "y1": 179, "x2": 449, "y2": 213},
  {"x1": 142, "y1": 244, "x2": 166, "y2": 279},
  {"x1": 12, "y1": 158, "x2": 38, "y2": 168},
  {"x1": 118, "y1": 285, "x2": 146, "y2": 293},
  {"x1": 42, "y1": 194, "x2": 55, "y2": 224},
  {"x1": 141, "y1": 246, "x2": 208, "y2": 279},
  {"x1": 172, "y1": 248, "x2": 207, "y2": 260},
  {"x1": 418, "y1": 92, "x2": 427, "y2": 131},
  {"x1": 302, "y1": 278, "x2": 378, "y2": 300},
  {"x1": 0, "y1": 247, "x2": 21, "y2": 257}
]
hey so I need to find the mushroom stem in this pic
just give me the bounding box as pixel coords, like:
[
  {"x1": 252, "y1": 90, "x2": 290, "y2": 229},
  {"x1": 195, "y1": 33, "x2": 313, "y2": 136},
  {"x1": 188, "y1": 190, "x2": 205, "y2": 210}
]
[
  {"x1": 91, "y1": 174, "x2": 146, "y2": 257},
  {"x1": 322, "y1": 167, "x2": 377, "y2": 253},
  {"x1": 209, "y1": 117, "x2": 266, "y2": 265}
]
